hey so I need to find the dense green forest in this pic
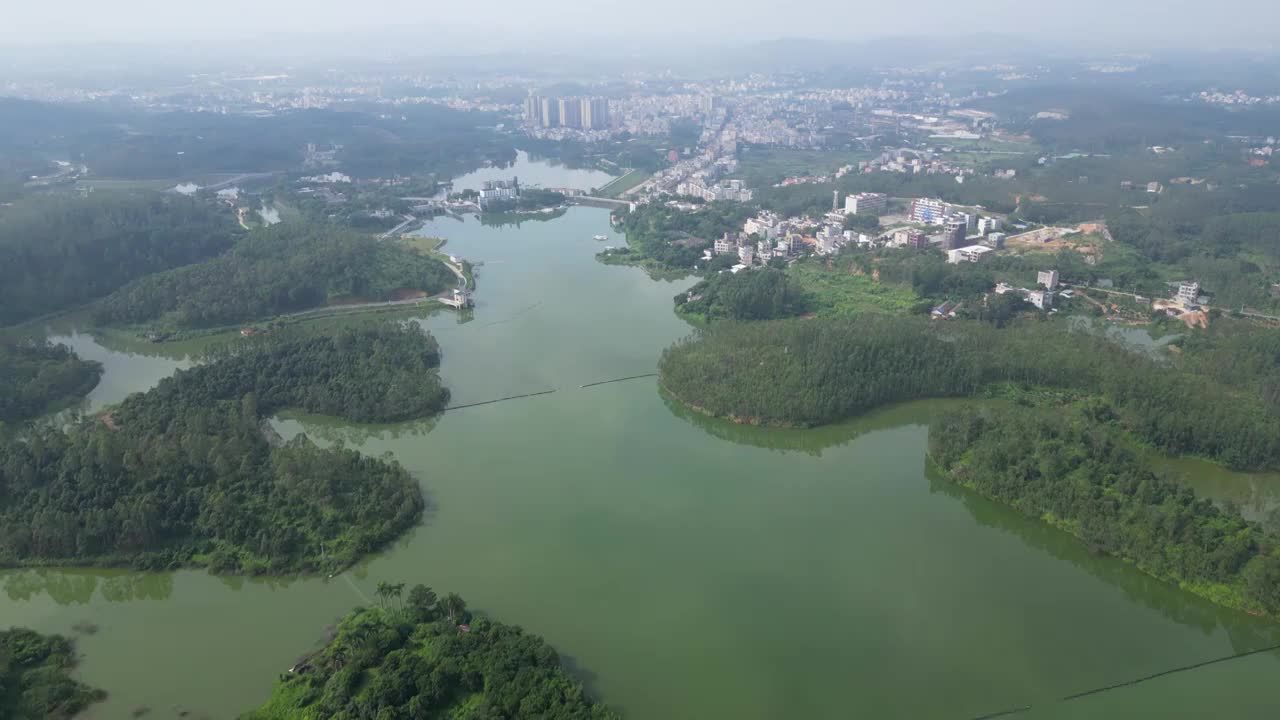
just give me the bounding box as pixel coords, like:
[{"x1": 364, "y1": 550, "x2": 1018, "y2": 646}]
[
  {"x1": 973, "y1": 86, "x2": 1280, "y2": 152},
  {"x1": 0, "y1": 340, "x2": 102, "y2": 425},
  {"x1": 0, "y1": 98, "x2": 513, "y2": 180},
  {"x1": 517, "y1": 135, "x2": 668, "y2": 174},
  {"x1": 1175, "y1": 320, "x2": 1280, "y2": 415},
  {"x1": 156, "y1": 324, "x2": 450, "y2": 424},
  {"x1": 92, "y1": 223, "x2": 456, "y2": 330},
  {"x1": 0, "y1": 324, "x2": 446, "y2": 573},
  {"x1": 0, "y1": 193, "x2": 238, "y2": 326},
  {"x1": 0, "y1": 628, "x2": 106, "y2": 719},
  {"x1": 245, "y1": 587, "x2": 616, "y2": 720},
  {"x1": 607, "y1": 202, "x2": 755, "y2": 270},
  {"x1": 675, "y1": 267, "x2": 810, "y2": 322},
  {"x1": 1104, "y1": 196, "x2": 1280, "y2": 310},
  {"x1": 659, "y1": 317, "x2": 1280, "y2": 469},
  {"x1": 930, "y1": 404, "x2": 1280, "y2": 617}
]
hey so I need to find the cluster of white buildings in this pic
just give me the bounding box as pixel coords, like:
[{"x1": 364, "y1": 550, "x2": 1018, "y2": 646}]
[
  {"x1": 908, "y1": 197, "x2": 1005, "y2": 251},
  {"x1": 1193, "y1": 90, "x2": 1280, "y2": 106},
  {"x1": 608, "y1": 93, "x2": 712, "y2": 138},
  {"x1": 713, "y1": 191, "x2": 1014, "y2": 264},
  {"x1": 707, "y1": 230, "x2": 811, "y2": 270},
  {"x1": 300, "y1": 171, "x2": 352, "y2": 184},
  {"x1": 478, "y1": 178, "x2": 520, "y2": 207},
  {"x1": 995, "y1": 270, "x2": 1061, "y2": 310},
  {"x1": 726, "y1": 209, "x2": 879, "y2": 261},
  {"x1": 677, "y1": 178, "x2": 753, "y2": 203},
  {"x1": 638, "y1": 120, "x2": 752, "y2": 203},
  {"x1": 858, "y1": 149, "x2": 976, "y2": 179}
]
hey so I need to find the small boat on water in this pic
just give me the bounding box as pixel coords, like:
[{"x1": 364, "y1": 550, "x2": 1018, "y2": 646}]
[{"x1": 593, "y1": 234, "x2": 609, "y2": 241}]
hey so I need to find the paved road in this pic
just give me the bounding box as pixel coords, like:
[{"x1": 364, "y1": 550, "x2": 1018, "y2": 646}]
[
  {"x1": 205, "y1": 172, "x2": 281, "y2": 191},
  {"x1": 1069, "y1": 283, "x2": 1280, "y2": 322},
  {"x1": 379, "y1": 214, "x2": 419, "y2": 239},
  {"x1": 273, "y1": 294, "x2": 444, "y2": 321}
]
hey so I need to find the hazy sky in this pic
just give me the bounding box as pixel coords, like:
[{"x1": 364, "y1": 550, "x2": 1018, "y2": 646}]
[{"x1": 4, "y1": 0, "x2": 1278, "y2": 50}]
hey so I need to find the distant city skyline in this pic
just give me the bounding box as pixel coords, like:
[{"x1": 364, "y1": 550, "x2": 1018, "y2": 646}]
[{"x1": 5, "y1": 0, "x2": 1280, "y2": 52}]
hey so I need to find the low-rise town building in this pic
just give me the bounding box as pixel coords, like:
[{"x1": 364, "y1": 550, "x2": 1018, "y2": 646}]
[
  {"x1": 942, "y1": 220, "x2": 968, "y2": 250},
  {"x1": 845, "y1": 192, "x2": 888, "y2": 216},
  {"x1": 1028, "y1": 290, "x2": 1055, "y2": 310},
  {"x1": 1177, "y1": 281, "x2": 1202, "y2": 306},
  {"x1": 910, "y1": 197, "x2": 949, "y2": 224},
  {"x1": 479, "y1": 178, "x2": 520, "y2": 207},
  {"x1": 947, "y1": 245, "x2": 995, "y2": 264}
]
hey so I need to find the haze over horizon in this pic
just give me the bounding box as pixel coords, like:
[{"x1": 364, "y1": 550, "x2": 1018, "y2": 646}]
[{"x1": 5, "y1": 0, "x2": 1279, "y2": 54}]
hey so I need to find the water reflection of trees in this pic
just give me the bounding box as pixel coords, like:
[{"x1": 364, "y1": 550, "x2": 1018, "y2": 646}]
[
  {"x1": 660, "y1": 390, "x2": 952, "y2": 456},
  {"x1": 926, "y1": 465, "x2": 1280, "y2": 655},
  {"x1": 1, "y1": 569, "x2": 173, "y2": 605},
  {"x1": 87, "y1": 329, "x2": 210, "y2": 361},
  {"x1": 479, "y1": 209, "x2": 567, "y2": 229},
  {"x1": 85, "y1": 308, "x2": 445, "y2": 363},
  {"x1": 215, "y1": 573, "x2": 302, "y2": 593}
]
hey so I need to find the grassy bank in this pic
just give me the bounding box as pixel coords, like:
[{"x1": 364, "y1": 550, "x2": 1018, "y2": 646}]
[
  {"x1": 597, "y1": 169, "x2": 650, "y2": 198},
  {"x1": 788, "y1": 260, "x2": 921, "y2": 315}
]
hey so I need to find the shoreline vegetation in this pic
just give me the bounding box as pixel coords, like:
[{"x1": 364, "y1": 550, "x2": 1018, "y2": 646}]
[
  {"x1": 244, "y1": 585, "x2": 617, "y2": 720},
  {"x1": 596, "y1": 202, "x2": 753, "y2": 277},
  {"x1": 929, "y1": 404, "x2": 1280, "y2": 619},
  {"x1": 0, "y1": 339, "x2": 103, "y2": 426},
  {"x1": 658, "y1": 316, "x2": 1280, "y2": 469},
  {"x1": 0, "y1": 324, "x2": 447, "y2": 575},
  {"x1": 0, "y1": 628, "x2": 106, "y2": 719},
  {"x1": 0, "y1": 192, "x2": 240, "y2": 328},
  {"x1": 91, "y1": 222, "x2": 455, "y2": 334},
  {"x1": 658, "y1": 315, "x2": 1280, "y2": 617},
  {"x1": 2, "y1": 215, "x2": 465, "y2": 345}
]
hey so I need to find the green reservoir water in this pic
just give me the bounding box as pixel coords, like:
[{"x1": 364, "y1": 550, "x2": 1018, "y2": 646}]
[
  {"x1": 5, "y1": 202, "x2": 1280, "y2": 718},
  {"x1": 446, "y1": 150, "x2": 618, "y2": 193}
]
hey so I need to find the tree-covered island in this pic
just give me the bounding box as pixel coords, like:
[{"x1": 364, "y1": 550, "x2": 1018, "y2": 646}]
[
  {"x1": 244, "y1": 585, "x2": 617, "y2": 720},
  {"x1": 0, "y1": 324, "x2": 447, "y2": 574}
]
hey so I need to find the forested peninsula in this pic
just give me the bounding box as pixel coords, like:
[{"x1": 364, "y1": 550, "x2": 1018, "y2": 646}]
[
  {"x1": 660, "y1": 315, "x2": 1280, "y2": 616},
  {"x1": 601, "y1": 202, "x2": 754, "y2": 272},
  {"x1": 0, "y1": 324, "x2": 447, "y2": 574},
  {"x1": 930, "y1": 404, "x2": 1280, "y2": 618},
  {"x1": 92, "y1": 223, "x2": 456, "y2": 331},
  {"x1": 244, "y1": 585, "x2": 616, "y2": 720},
  {"x1": 658, "y1": 317, "x2": 1280, "y2": 470},
  {"x1": 0, "y1": 340, "x2": 102, "y2": 425},
  {"x1": 0, "y1": 193, "x2": 238, "y2": 326},
  {"x1": 0, "y1": 628, "x2": 106, "y2": 719}
]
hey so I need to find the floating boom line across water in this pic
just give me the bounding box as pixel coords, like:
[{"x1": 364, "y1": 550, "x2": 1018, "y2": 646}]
[
  {"x1": 579, "y1": 373, "x2": 658, "y2": 389},
  {"x1": 965, "y1": 643, "x2": 1280, "y2": 719}
]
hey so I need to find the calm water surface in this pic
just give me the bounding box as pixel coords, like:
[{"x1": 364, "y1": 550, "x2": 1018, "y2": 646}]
[
  {"x1": 446, "y1": 150, "x2": 617, "y2": 193},
  {"x1": 4, "y1": 187, "x2": 1279, "y2": 718}
]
